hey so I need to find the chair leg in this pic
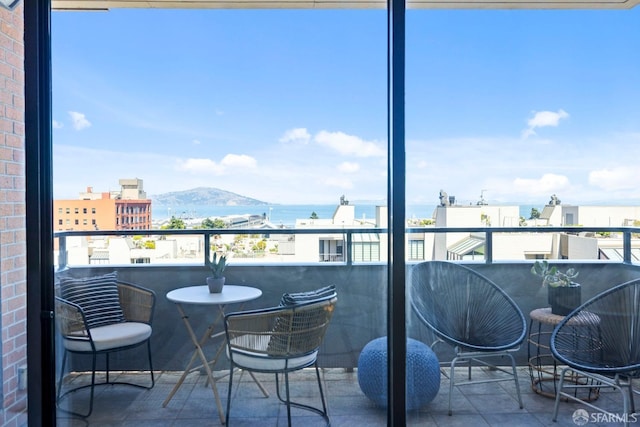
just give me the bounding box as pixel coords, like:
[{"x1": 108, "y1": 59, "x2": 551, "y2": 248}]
[
  {"x1": 146, "y1": 339, "x2": 155, "y2": 388},
  {"x1": 314, "y1": 364, "x2": 328, "y2": 417},
  {"x1": 448, "y1": 356, "x2": 459, "y2": 416},
  {"x1": 274, "y1": 368, "x2": 330, "y2": 426},
  {"x1": 106, "y1": 352, "x2": 111, "y2": 384},
  {"x1": 87, "y1": 352, "x2": 97, "y2": 417},
  {"x1": 507, "y1": 353, "x2": 524, "y2": 409},
  {"x1": 226, "y1": 365, "x2": 234, "y2": 426},
  {"x1": 56, "y1": 350, "x2": 97, "y2": 418},
  {"x1": 552, "y1": 367, "x2": 567, "y2": 422},
  {"x1": 285, "y1": 371, "x2": 292, "y2": 427},
  {"x1": 57, "y1": 342, "x2": 154, "y2": 419},
  {"x1": 56, "y1": 350, "x2": 68, "y2": 404},
  {"x1": 275, "y1": 373, "x2": 282, "y2": 401},
  {"x1": 627, "y1": 378, "x2": 635, "y2": 415}
]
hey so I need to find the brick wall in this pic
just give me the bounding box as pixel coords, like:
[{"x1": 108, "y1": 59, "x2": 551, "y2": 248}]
[{"x1": 0, "y1": 3, "x2": 27, "y2": 426}]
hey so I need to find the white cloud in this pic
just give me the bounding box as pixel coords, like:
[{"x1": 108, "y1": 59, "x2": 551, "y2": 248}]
[
  {"x1": 174, "y1": 154, "x2": 256, "y2": 177},
  {"x1": 175, "y1": 158, "x2": 225, "y2": 175},
  {"x1": 521, "y1": 109, "x2": 569, "y2": 139},
  {"x1": 68, "y1": 111, "x2": 92, "y2": 131},
  {"x1": 280, "y1": 128, "x2": 311, "y2": 145},
  {"x1": 52, "y1": 120, "x2": 63, "y2": 129},
  {"x1": 220, "y1": 154, "x2": 257, "y2": 168},
  {"x1": 192, "y1": 139, "x2": 201, "y2": 145},
  {"x1": 315, "y1": 131, "x2": 385, "y2": 157},
  {"x1": 589, "y1": 167, "x2": 636, "y2": 191},
  {"x1": 338, "y1": 162, "x2": 360, "y2": 173},
  {"x1": 513, "y1": 173, "x2": 571, "y2": 196}
]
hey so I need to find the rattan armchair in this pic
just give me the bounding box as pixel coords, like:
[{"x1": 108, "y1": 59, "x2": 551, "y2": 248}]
[
  {"x1": 55, "y1": 278, "x2": 156, "y2": 417},
  {"x1": 410, "y1": 261, "x2": 526, "y2": 415},
  {"x1": 551, "y1": 278, "x2": 640, "y2": 426},
  {"x1": 224, "y1": 291, "x2": 337, "y2": 426}
]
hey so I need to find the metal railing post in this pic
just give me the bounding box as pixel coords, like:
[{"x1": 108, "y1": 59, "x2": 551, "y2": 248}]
[
  {"x1": 204, "y1": 234, "x2": 211, "y2": 265},
  {"x1": 623, "y1": 230, "x2": 632, "y2": 265},
  {"x1": 58, "y1": 235, "x2": 67, "y2": 270},
  {"x1": 485, "y1": 231, "x2": 493, "y2": 264}
]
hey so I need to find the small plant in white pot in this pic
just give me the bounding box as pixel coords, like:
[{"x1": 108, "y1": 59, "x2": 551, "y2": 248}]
[
  {"x1": 206, "y1": 252, "x2": 227, "y2": 293},
  {"x1": 531, "y1": 260, "x2": 581, "y2": 315}
]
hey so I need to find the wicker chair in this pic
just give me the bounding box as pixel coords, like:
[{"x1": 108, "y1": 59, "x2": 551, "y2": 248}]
[
  {"x1": 410, "y1": 261, "x2": 526, "y2": 415},
  {"x1": 55, "y1": 279, "x2": 156, "y2": 417},
  {"x1": 224, "y1": 291, "x2": 337, "y2": 426},
  {"x1": 551, "y1": 278, "x2": 640, "y2": 426}
]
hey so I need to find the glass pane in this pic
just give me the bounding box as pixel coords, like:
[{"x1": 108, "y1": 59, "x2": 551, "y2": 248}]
[
  {"x1": 52, "y1": 8, "x2": 387, "y2": 425},
  {"x1": 407, "y1": 8, "x2": 640, "y2": 423}
]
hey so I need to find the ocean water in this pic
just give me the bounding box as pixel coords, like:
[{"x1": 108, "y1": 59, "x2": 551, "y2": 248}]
[
  {"x1": 155, "y1": 204, "x2": 415, "y2": 226},
  {"x1": 154, "y1": 203, "x2": 539, "y2": 227}
]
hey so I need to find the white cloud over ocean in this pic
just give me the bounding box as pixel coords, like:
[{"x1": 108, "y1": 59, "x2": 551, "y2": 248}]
[
  {"x1": 315, "y1": 131, "x2": 385, "y2": 158},
  {"x1": 589, "y1": 167, "x2": 636, "y2": 191}
]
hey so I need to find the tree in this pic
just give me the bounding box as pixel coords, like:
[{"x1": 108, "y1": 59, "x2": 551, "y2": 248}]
[
  {"x1": 310, "y1": 211, "x2": 319, "y2": 219},
  {"x1": 200, "y1": 218, "x2": 215, "y2": 228},
  {"x1": 530, "y1": 208, "x2": 541, "y2": 220},
  {"x1": 162, "y1": 215, "x2": 186, "y2": 230},
  {"x1": 201, "y1": 218, "x2": 226, "y2": 229},
  {"x1": 256, "y1": 239, "x2": 267, "y2": 251}
]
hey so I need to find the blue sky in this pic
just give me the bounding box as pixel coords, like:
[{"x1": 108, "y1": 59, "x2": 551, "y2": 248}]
[{"x1": 52, "y1": 8, "x2": 640, "y2": 206}]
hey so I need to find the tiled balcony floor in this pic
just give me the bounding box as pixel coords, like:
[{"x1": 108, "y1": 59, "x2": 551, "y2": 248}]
[{"x1": 56, "y1": 366, "x2": 635, "y2": 426}]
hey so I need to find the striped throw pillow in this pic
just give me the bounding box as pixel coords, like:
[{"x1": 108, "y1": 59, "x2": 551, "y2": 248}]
[
  {"x1": 267, "y1": 285, "x2": 336, "y2": 355},
  {"x1": 60, "y1": 272, "x2": 125, "y2": 329}
]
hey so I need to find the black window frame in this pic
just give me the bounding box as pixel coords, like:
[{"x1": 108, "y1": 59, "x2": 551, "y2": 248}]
[{"x1": 24, "y1": 1, "x2": 408, "y2": 425}]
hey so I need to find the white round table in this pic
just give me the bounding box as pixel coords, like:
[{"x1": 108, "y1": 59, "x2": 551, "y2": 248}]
[
  {"x1": 163, "y1": 284, "x2": 265, "y2": 423},
  {"x1": 166, "y1": 285, "x2": 262, "y2": 306}
]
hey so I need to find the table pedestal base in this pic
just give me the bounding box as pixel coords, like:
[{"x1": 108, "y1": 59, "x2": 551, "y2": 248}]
[{"x1": 528, "y1": 308, "x2": 601, "y2": 403}]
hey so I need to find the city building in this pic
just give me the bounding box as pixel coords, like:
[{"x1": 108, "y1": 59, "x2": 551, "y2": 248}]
[
  {"x1": 294, "y1": 198, "x2": 388, "y2": 263},
  {"x1": 53, "y1": 179, "x2": 152, "y2": 231}
]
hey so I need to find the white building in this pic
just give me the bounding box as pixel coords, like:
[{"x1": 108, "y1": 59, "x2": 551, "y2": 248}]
[{"x1": 294, "y1": 202, "x2": 388, "y2": 262}]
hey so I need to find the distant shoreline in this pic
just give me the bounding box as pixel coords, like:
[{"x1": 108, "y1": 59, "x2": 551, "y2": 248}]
[{"x1": 152, "y1": 202, "x2": 555, "y2": 226}]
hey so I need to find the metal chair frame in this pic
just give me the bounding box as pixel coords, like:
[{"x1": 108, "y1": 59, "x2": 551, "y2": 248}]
[
  {"x1": 55, "y1": 281, "x2": 156, "y2": 418},
  {"x1": 551, "y1": 278, "x2": 640, "y2": 426},
  {"x1": 224, "y1": 293, "x2": 337, "y2": 426},
  {"x1": 410, "y1": 261, "x2": 526, "y2": 415}
]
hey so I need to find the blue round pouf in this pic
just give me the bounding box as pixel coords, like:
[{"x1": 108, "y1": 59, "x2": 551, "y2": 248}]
[{"x1": 357, "y1": 337, "x2": 440, "y2": 410}]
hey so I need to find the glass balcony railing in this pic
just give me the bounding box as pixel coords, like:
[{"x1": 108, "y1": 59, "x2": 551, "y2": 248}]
[
  {"x1": 54, "y1": 225, "x2": 640, "y2": 374},
  {"x1": 54, "y1": 225, "x2": 640, "y2": 269}
]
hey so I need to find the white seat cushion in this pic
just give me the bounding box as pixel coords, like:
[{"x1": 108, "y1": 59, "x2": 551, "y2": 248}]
[
  {"x1": 228, "y1": 335, "x2": 317, "y2": 372},
  {"x1": 63, "y1": 322, "x2": 152, "y2": 352}
]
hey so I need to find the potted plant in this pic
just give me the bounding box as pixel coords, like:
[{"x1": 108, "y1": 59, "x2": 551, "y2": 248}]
[
  {"x1": 206, "y1": 252, "x2": 227, "y2": 293},
  {"x1": 531, "y1": 260, "x2": 581, "y2": 315}
]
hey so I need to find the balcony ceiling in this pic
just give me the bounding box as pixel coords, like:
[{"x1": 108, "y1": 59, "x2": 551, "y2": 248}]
[{"x1": 51, "y1": 0, "x2": 640, "y2": 11}]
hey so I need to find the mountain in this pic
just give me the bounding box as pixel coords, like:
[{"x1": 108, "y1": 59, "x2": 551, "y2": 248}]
[{"x1": 150, "y1": 187, "x2": 269, "y2": 206}]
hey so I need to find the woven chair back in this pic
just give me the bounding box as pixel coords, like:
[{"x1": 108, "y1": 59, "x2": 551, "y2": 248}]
[
  {"x1": 551, "y1": 278, "x2": 640, "y2": 375},
  {"x1": 410, "y1": 261, "x2": 526, "y2": 351}
]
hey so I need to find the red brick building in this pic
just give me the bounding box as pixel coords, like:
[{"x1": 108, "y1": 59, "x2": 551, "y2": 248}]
[{"x1": 54, "y1": 180, "x2": 152, "y2": 231}]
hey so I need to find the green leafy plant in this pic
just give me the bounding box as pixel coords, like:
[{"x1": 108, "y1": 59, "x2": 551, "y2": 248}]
[
  {"x1": 531, "y1": 260, "x2": 578, "y2": 288},
  {"x1": 208, "y1": 252, "x2": 227, "y2": 278}
]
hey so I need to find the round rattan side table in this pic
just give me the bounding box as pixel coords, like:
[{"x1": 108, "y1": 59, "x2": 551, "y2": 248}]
[{"x1": 528, "y1": 307, "x2": 601, "y2": 402}]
